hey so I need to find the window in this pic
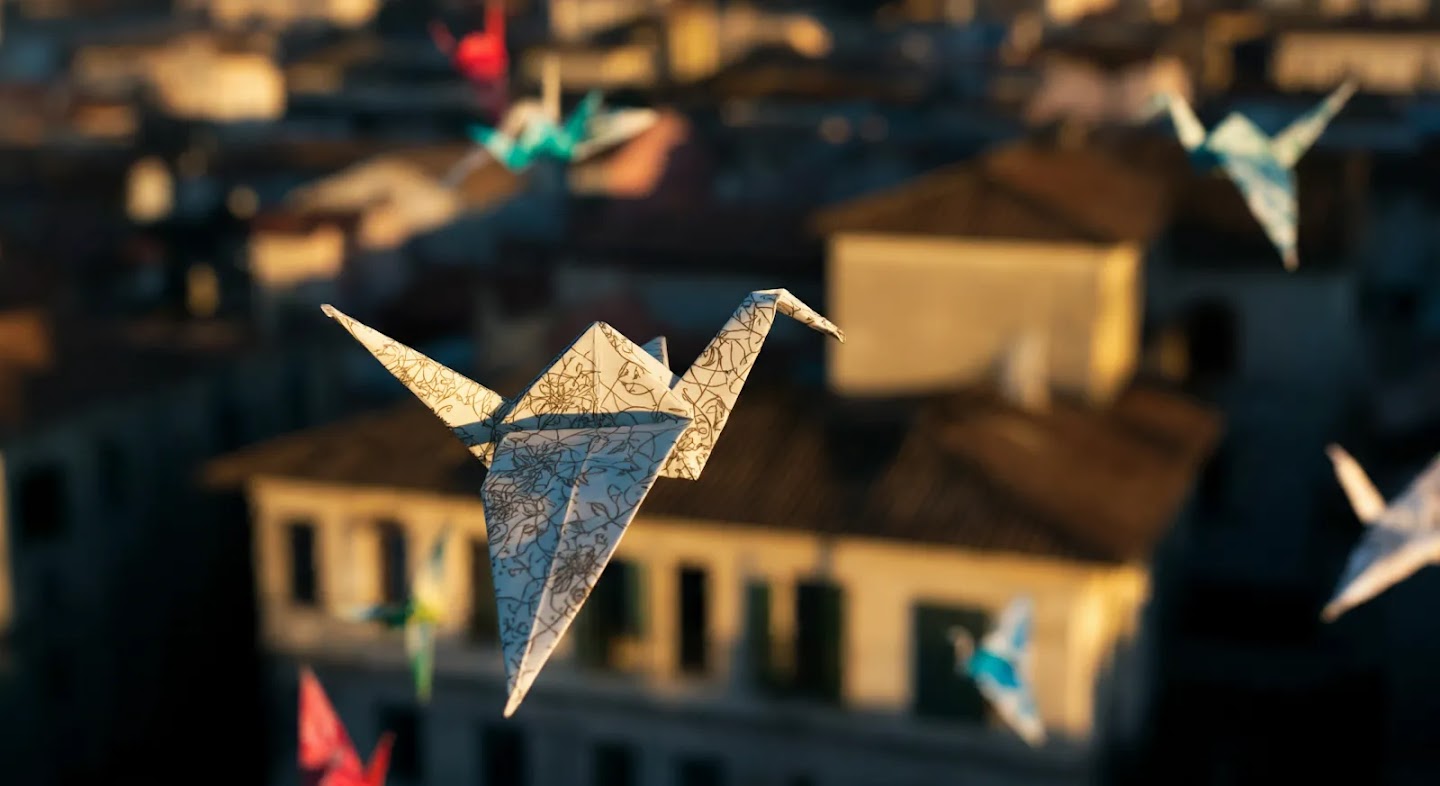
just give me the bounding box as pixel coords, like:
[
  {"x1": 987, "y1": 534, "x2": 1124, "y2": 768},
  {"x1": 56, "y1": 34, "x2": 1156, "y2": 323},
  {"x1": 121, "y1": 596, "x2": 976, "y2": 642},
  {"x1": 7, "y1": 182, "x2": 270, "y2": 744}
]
[
  {"x1": 592, "y1": 742, "x2": 637, "y2": 786},
  {"x1": 911, "y1": 604, "x2": 990, "y2": 722},
  {"x1": 14, "y1": 463, "x2": 67, "y2": 545},
  {"x1": 793, "y1": 581, "x2": 843, "y2": 702},
  {"x1": 481, "y1": 724, "x2": 526, "y2": 786},
  {"x1": 469, "y1": 539, "x2": 498, "y2": 644},
  {"x1": 743, "y1": 581, "x2": 776, "y2": 692},
  {"x1": 377, "y1": 520, "x2": 408, "y2": 605},
  {"x1": 212, "y1": 389, "x2": 244, "y2": 453},
  {"x1": 575, "y1": 559, "x2": 645, "y2": 670},
  {"x1": 378, "y1": 705, "x2": 421, "y2": 780},
  {"x1": 288, "y1": 521, "x2": 319, "y2": 607},
  {"x1": 677, "y1": 566, "x2": 709, "y2": 675},
  {"x1": 676, "y1": 756, "x2": 724, "y2": 786},
  {"x1": 95, "y1": 439, "x2": 128, "y2": 508}
]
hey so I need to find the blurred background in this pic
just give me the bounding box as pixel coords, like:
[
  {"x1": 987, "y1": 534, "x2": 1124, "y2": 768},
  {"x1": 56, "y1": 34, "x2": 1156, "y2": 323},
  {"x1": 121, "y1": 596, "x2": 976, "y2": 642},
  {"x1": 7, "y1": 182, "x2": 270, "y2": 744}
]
[{"x1": 0, "y1": 0, "x2": 1434, "y2": 783}]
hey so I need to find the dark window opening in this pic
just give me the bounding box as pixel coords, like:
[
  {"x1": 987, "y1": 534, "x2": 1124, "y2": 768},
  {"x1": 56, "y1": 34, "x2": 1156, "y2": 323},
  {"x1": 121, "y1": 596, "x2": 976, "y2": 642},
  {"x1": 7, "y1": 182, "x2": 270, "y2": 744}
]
[
  {"x1": 678, "y1": 566, "x2": 709, "y2": 675},
  {"x1": 912, "y1": 604, "x2": 990, "y2": 722},
  {"x1": 481, "y1": 724, "x2": 526, "y2": 786},
  {"x1": 743, "y1": 581, "x2": 777, "y2": 692},
  {"x1": 576, "y1": 559, "x2": 645, "y2": 671},
  {"x1": 378, "y1": 706, "x2": 421, "y2": 780},
  {"x1": 676, "y1": 756, "x2": 724, "y2": 786},
  {"x1": 288, "y1": 521, "x2": 319, "y2": 607},
  {"x1": 15, "y1": 464, "x2": 68, "y2": 545},
  {"x1": 469, "y1": 538, "x2": 498, "y2": 644},
  {"x1": 794, "y1": 581, "x2": 844, "y2": 703},
  {"x1": 95, "y1": 439, "x2": 128, "y2": 508},
  {"x1": 213, "y1": 390, "x2": 245, "y2": 453},
  {"x1": 377, "y1": 520, "x2": 408, "y2": 606},
  {"x1": 1181, "y1": 299, "x2": 1240, "y2": 383},
  {"x1": 592, "y1": 742, "x2": 637, "y2": 786}
]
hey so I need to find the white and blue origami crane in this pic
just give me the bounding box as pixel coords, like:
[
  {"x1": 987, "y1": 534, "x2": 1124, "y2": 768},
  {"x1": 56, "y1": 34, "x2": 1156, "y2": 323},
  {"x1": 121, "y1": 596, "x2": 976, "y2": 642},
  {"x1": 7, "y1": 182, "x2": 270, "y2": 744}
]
[
  {"x1": 345, "y1": 526, "x2": 452, "y2": 704},
  {"x1": 1322, "y1": 445, "x2": 1440, "y2": 621},
  {"x1": 949, "y1": 596, "x2": 1045, "y2": 746},
  {"x1": 1147, "y1": 79, "x2": 1357, "y2": 271},
  {"x1": 321, "y1": 290, "x2": 843, "y2": 716}
]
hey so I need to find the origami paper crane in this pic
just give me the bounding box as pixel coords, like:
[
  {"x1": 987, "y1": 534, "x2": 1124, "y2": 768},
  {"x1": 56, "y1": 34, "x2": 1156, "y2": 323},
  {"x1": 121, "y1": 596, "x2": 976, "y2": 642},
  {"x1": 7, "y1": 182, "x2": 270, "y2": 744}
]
[
  {"x1": 431, "y1": 1, "x2": 509, "y2": 118},
  {"x1": 321, "y1": 289, "x2": 844, "y2": 716},
  {"x1": 1321, "y1": 445, "x2": 1440, "y2": 621},
  {"x1": 1148, "y1": 79, "x2": 1357, "y2": 271},
  {"x1": 442, "y1": 53, "x2": 659, "y2": 185},
  {"x1": 431, "y1": 1, "x2": 508, "y2": 85},
  {"x1": 949, "y1": 597, "x2": 1045, "y2": 747},
  {"x1": 346, "y1": 526, "x2": 452, "y2": 702},
  {"x1": 300, "y1": 666, "x2": 395, "y2": 786}
]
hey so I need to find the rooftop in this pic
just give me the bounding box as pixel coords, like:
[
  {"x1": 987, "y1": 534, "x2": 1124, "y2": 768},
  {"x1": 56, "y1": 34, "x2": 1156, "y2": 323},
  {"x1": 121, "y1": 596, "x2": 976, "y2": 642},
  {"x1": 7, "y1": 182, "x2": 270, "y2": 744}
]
[
  {"x1": 812, "y1": 136, "x2": 1174, "y2": 244},
  {"x1": 204, "y1": 381, "x2": 1221, "y2": 564}
]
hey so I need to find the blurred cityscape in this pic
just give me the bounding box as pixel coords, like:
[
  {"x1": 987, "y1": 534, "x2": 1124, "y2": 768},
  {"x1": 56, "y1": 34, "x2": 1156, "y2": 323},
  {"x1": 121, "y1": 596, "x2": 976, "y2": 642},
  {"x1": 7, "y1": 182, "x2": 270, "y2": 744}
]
[{"x1": 0, "y1": 0, "x2": 1436, "y2": 784}]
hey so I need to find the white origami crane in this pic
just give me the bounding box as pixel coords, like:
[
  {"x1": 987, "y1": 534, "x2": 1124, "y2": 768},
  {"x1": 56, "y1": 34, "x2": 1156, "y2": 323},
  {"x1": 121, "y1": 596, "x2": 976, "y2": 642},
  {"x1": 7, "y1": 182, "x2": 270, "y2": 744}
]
[
  {"x1": 1322, "y1": 445, "x2": 1440, "y2": 621},
  {"x1": 949, "y1": 597, "x2": 1045, "y2": 747},
  {"x1": 1147, "y1": 79, "x2": 1357, "y2": 271},
  {"x1": 321, "y1": 290, "x2": 844, "y2": 715}
]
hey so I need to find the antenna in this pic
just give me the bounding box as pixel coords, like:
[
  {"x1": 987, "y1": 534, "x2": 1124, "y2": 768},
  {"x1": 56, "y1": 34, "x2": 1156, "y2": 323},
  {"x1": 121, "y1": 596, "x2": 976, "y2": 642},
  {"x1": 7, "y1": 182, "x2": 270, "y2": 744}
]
[{"x1": 541, "y1": 53, "x2": 561, "y2": 123}]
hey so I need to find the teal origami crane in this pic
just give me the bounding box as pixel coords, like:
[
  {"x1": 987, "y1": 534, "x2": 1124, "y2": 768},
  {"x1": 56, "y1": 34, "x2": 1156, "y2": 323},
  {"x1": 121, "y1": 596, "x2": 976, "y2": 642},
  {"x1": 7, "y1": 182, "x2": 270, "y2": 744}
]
[
  {"x1": 347, "y1": 526, "x2": 452, "y2": 703},
  {"x1": 950, "y1": 597, "x2": 1045, "y2": 746},
  {"x1": 1147, "y1": 79, "x2": 1357, "y2": 271},
  {"x1": 469, "y1": 90, "x2": 602, "y2": 171}
]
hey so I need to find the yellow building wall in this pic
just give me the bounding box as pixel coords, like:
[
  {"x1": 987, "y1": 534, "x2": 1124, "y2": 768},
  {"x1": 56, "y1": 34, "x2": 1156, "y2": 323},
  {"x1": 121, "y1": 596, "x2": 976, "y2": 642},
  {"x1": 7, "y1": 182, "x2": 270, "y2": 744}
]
[
  {"x1": 826, "y1": 233, "x2": 1140, "y2": 405},
  {"x1": 248, "y1": 477, "x2": 1149, "y2": 740}
]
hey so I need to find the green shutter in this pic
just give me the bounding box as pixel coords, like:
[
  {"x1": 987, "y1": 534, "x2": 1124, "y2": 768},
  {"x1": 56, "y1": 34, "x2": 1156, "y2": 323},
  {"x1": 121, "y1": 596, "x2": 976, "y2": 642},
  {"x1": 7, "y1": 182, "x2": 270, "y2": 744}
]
[
  {"x1": 912, "y1": 604, "x2": 990, "y2": 722},
  {"x1": 469, "y1": 539, "x2": 498, "y2": 643},
  {"x1": 744, "y1": 581, "x2": 773, "y2": 692},
  {"x1": 795, "y1": 581, "x2": 844, "y2": 703},
  {"x1": 622, "y1": 560, "x2": 646, "y2": 637}
]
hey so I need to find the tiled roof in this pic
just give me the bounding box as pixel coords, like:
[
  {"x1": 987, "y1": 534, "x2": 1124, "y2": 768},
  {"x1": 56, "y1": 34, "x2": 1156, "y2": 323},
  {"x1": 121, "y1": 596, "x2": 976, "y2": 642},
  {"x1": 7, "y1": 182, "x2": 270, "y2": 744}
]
[{"x1": 204, "y1": 381, "x2": 1221, "y2": 564}]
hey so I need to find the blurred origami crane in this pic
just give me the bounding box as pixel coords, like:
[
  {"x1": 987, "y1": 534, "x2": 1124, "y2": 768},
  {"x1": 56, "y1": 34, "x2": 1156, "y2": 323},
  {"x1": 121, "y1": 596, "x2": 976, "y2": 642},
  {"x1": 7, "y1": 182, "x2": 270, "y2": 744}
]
[
  {"x1": 1147, "y1": 79, "x2": 1357, "y2": 271},
  {"x1": 431, "y1": 1, "x2": 509, "y2": 88},
  {"x1": 346, "y1": 526, "x2": 452, "y2": 703},
  {"x1": 442, "y1": 53, "x2": 658, "y2": 185},
  {"x1": 321, "y1": 290, "x2": 844, "y2": 716},
  {"x1": 949, "y1": 597, "x2": 1045, "y2": 747},
  {"x1": 1322, "y1": 445, "x2": 1440, "y2": 621},
  {"x1": 300, "y1": 666, "x2": 395, "y2": 786}
]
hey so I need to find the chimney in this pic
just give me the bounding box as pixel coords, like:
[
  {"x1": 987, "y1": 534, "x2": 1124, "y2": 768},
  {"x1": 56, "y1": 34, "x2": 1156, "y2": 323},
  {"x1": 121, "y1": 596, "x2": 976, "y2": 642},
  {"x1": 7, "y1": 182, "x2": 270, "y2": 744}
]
[{"x1": 996, "y1": 329, "x2": 1050, "y2": 412}]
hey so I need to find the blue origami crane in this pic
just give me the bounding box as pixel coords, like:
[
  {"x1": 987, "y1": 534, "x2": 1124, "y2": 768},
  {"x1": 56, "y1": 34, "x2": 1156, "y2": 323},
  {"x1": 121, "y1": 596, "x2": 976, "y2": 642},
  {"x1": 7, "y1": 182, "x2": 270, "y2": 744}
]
[
  {"x1": 950, "y1": 596, "x2": 1045, "y2": 746},
  {"x1": 470, "y1": 90, "x2": 603, "y2": 171},
  {"x1": 1147, "y1": 79, "x2": 1357, "y2": 271}
]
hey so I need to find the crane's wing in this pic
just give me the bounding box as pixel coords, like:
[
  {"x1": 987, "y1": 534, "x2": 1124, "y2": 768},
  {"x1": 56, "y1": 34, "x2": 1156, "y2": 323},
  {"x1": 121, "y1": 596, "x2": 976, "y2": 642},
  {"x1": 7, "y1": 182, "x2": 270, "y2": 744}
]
[
  {"x1": 1209, "y1": 115, "x2": 1300, "y2": 270},
  {"x1": 468, "y1": 124, "x2": 529, "y2": 171},
  {"x1": 639, "y1": 336, "x2": 669, "y2": 369},
  {"x1": 1271, "y1": 79, "x2": 1357, "y2": 170},
  {"x1": 483, "y1": 419, "x2": 688, "y2": 718},
  {"x1": 1378, "y1": 453, "x2": 1440, "y2": 534},
  {"x1": 1326, "y1": 445, "x2": 1388, "y2": 524},
  {"x1": 413, "y1": 526, "x2": 452, "y2": 609},
  {"x1": 364, "y1": 732, "x2": 396, "y2": 786},
  {"x1": 1322, "y1": 528, "x2": 1440, "y2": 621},
  {"x1": 571, "y1": 106, "x2": 661, "y2": 162},
  {"x1": 973, "y1": 656, "x2": 1046, "y2": 748},
  {"x1": 406, "y1": 620, "x2": 437, "y2": 704},
  {"x1": 299, "y1": 667, "x2": 364, "y2": 780},
  {"x1": 1150, "y1": 91, "x2": 1207, "y2": 151},
  {"x1": 322, "y1": 306, "x2": 508, "y2": 466},
  {"x1": 344, "y1": 603, "x2": 409, "y2": 628},
  {"x1": 441, "y1": 146, "x2": 493, "y2": 188},
  {"x1": 979, "y1": 597, "x2": 1033, "y2": 661}
]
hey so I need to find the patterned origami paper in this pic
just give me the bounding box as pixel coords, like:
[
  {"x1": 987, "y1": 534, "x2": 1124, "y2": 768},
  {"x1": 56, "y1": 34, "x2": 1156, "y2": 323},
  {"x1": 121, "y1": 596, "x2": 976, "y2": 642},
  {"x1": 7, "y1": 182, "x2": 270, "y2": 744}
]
[
  {"x1": 299, "y1": 666, "x2": 395, "y2": 786},
  {"x1": 346, "y1": 526, "x2": 452, "y2": 702},
  {"x1": 321, "y1": 289, "x2": 844, "y2": 716},
  {"x1": 1322, "y1": 445, "x2": 1440, "y2": 621},
  {"x1": 949, "y1": 597, "x2": 1045, "y2": 747},
  {"x1": 1149, "y1": 79, "x2": 1357, "y2": 271}
]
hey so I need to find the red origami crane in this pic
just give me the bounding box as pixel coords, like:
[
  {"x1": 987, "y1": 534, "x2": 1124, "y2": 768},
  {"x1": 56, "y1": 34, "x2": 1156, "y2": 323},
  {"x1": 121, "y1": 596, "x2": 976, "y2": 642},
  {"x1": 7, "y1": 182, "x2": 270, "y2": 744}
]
[
  {"x1": 299, "y1": 667, "x2": 396, "y2": 786},
  {"x1": 431, "y1": 1, "x2": 509, "y2": 116}
]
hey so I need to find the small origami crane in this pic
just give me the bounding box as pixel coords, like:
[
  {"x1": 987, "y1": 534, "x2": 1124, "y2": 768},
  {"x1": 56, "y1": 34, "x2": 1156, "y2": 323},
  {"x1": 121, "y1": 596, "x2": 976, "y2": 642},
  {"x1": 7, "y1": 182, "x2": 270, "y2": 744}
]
[
  {"x1": 321, "y1": 289, "x2": 843, "y2": 716},
  {"x1": 300, "y1": 666, "x2": 395, "y2": 786},
  {"x1": 431, "y1": 1, "x2": 508, "y2": 86},
  {"x1": 1147, "y1": 79, "x2": 1357, "y2": 271},
  {"x1": 346, "y1": 526, "x2": 452, "y2": 702},
  {"x1": 442, "y1": 53, "x2": 659, "y2": 185},
  {"x1": 949, "y1": 597, "x2": 1045, "y2": 747},
  {"x1": 1322, "y1": 445, "x2": 1440, "y2": 621}
]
